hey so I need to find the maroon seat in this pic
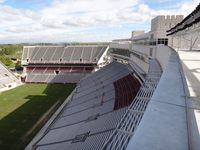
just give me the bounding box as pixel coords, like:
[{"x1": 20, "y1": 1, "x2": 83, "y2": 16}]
[
  {"x1": 45, "y1": 67, "x2": 59, "y2": 73},
  {"x1": 60, "y1": 67, "x2": 72, "y2": 73},
  {"x1": 71, "y1": 67, "x2": 84, "y2": 73},
  {"x1": 113, "y1": 74, "x2": 141, "y2": 110},
  {"x1": 85, "y1": 67, "x2": 94, "y2": 73},
  {"x1": 32, "y1": 67, "x2": 46, "y2": 73},
  {"x1": 26, "y1": 67, "x2": 35, "y2": 73}
]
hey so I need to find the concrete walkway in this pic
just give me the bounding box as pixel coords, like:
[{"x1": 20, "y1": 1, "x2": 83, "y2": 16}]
[{"x1": 178, "y1": 50, "x2": 200, "y2": 150}]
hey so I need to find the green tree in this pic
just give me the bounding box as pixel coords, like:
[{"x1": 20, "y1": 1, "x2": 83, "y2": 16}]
[
  {"x1": 15, "y1": 60, "x2": 23, "y2": 70},
  {"x1": 0, "y1": 56, "x2": 13, "y2": 66}
]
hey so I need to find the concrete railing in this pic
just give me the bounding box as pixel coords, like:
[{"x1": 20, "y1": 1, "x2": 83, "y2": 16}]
[
  {"x1": 109, "y1": 42, "x2": 131, "y2": 50},
  {"x1": 126, "y1": 45, "x2": 189, "y2": 150},
  {"x1": 156, "y1": 44, "x2": 172, "y2": 70},
  {"x1": 130, "y1": 44, "x2": 172, "y2": 71},
  {"x1": 129, "y1": 54, "x2": 149, "y2": 74},
  {"x1": 110, "y1": 43, "x2": 151, "y2": 75},
  {"x1": 130, "y1": 44, "x2": 174, "y2": 71},
  {"x1": 131, "y1": 45, "x2": 156, "y2": 58}
]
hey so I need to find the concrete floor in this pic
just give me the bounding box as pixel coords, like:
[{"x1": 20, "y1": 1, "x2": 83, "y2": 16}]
[{"x1": 178, "y1": 50, "x2": 200, "y2": 150}]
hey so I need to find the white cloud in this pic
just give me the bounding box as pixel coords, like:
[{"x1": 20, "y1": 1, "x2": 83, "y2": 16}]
[
  {"x1": 41, "y1": 0, "x2": 140, "y2": 26},
  {"x1": 0, "y1": 0, "x2": 199, "y2": 43},
  {"x1": 0, "y1": 0, "x2": 5, "y2": 3}
]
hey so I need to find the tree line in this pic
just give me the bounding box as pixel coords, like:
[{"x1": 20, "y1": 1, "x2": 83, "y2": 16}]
[{"x1": 0, "y1": 44, "x2": 23, "y2": 68}]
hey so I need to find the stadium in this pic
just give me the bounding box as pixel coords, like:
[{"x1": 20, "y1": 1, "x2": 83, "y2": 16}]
[{"x1": 0, "y1": 2, "x2": 200, "y2": 150}]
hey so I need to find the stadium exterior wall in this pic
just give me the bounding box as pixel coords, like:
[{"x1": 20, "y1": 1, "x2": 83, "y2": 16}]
[{"x1": 151, "y1": 15, "x2": 183, "y2": 48}]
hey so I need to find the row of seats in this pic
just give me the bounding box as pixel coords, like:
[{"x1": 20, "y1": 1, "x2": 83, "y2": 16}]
[
  {"x1": 32, "y1": 61, "x2": 141, "y2": 150},
  {"x1": 25, "y1": 74, "x2": 87, "y2": 83},
  {"x1": 22, "y1": 46, "x2": 107, "y2": 65},
  {"x1": 26, "y1": 66, "x2": 94, "y2": 74},
  {"x1": 22, "y1": 45, "x2": 107, "y2": 84},
  {"x1": 114, "y1": 74, "x2": 141, "y2": 110},
  {"x1": 167, "y1": 3, "x2": 200, "y2": 35},
  {"x1": 24, "y1": 66, "x2": 94, "y2": 83}
]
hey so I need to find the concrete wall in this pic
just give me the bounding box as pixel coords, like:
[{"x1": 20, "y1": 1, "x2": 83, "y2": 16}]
[
  {"x1": 110, "y1": 43, "x2": 156, "y2": 74},
  {"x1": 129, "y1": 54, "x2": 149, "y2": 74},
  {"x1": 109, "y1": 43, "x2": 150, "y2": 75},
  {"x1": 151, "y1": 15, "x2": 183, "y2": 37},
  {"x1": 110, "y1": 43, "x2": 173, "y2": 74},
  {"x1": 131, "y1": 44, "x2": 173, "y2": 71},
  {"x1": 156, "y1": 44, "x2": 172, "y2": 70},
  {"x1": 129, "y1": 44, "x2": 173, "y2": 74},
  {"x1": 132, "y1": 30, "x2": 145, "y2": 38},
  {"x1": 131, "y1": 45, "x2": 156, "y2": 58},
  {"x1": 151, "y1": 15, "x2": 183, "y2": 47}
]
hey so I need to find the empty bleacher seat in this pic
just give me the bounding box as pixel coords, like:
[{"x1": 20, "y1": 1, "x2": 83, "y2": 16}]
[
  {"x1": 22, "y1": 45, "x2": 107, "y2": 84},
  {"x1": 0, "y1": 62, "x2": 20, "y2": 90},
  {"x1": 32, "y1": 61, "x2": 141, "y2": 150}
]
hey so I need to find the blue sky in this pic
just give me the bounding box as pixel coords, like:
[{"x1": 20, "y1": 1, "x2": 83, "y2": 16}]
[
  {"x1": 0, "y1": 0, "x2": 199, "y2": 43},
  {"x1": 3, "y1": 0, "x2": 52, "y2": 9}
]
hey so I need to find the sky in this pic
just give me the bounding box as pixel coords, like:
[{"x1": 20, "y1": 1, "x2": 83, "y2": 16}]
[{"x1": 0, "y1": 0, "x2": 199, "y2": 43}]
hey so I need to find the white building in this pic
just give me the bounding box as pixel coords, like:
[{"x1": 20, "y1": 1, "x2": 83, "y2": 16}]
[{"x1": 110, "y1": 15, "x2": 183, "y2": 74}]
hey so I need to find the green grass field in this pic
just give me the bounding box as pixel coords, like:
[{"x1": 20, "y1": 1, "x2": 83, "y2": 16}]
[{"x1": 0, "y1": 83, "x2": 76, "y2": 150}]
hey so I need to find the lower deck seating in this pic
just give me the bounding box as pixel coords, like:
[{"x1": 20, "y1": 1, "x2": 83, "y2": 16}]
[
  {"x1": 25, "y1": 66, "x2": 94, "y2": 83},
  {"x1": 32, "y1": 61, "x2": 142, "y2": 150}
]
